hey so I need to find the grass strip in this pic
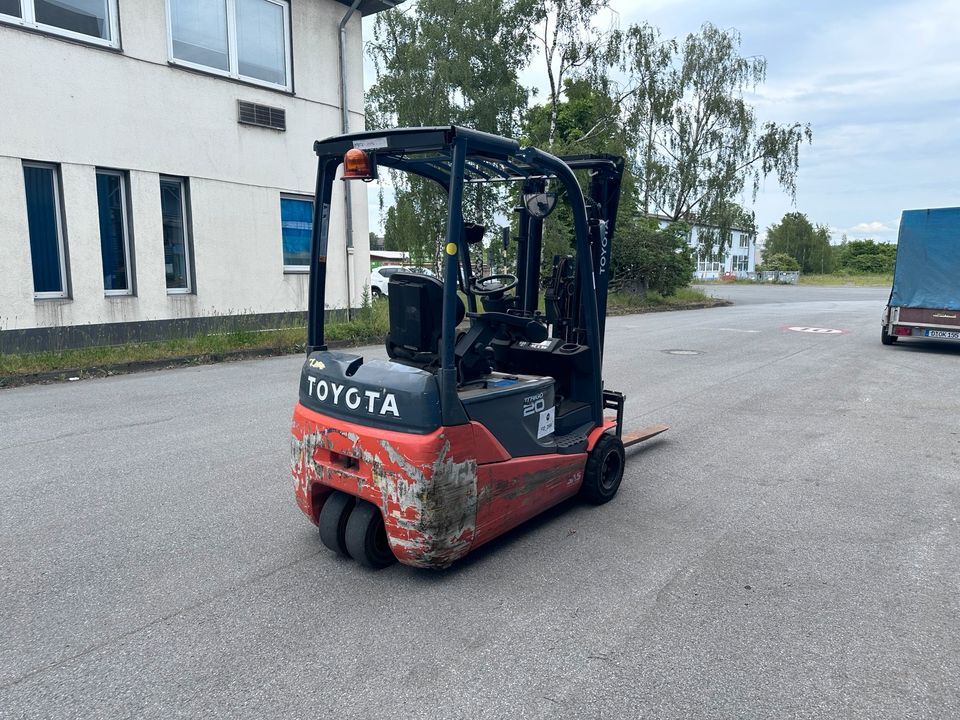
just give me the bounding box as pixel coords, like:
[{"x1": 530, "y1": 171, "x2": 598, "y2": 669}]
[
  {"x1": 607, "y1": 287, "x2": 729, "y2": 313},
  {"x1": 798, "y1": 273, "x2": 893, "y2": 286}
]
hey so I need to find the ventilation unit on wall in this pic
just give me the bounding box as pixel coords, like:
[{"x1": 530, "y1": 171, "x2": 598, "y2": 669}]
[{"x1": 237, "y1": 101, "x2": 286, "y2": 131}]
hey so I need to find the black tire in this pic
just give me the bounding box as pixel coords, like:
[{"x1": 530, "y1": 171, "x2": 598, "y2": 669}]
[
  {"x1": 580, "y1": 432, "x2": 626, "y2": 505},
  {"x1": 318, "y1": 491, "x2": 355, "y2": 556},
  {"x1": 881, "y1": 326, "x2": 897, "y2": 345},
  {"x1": 344, "y1": 501, "x2": 396, "y2": 569},
  {"x1": 371, "y1": 286, "x2": 383, "y2": 299}
]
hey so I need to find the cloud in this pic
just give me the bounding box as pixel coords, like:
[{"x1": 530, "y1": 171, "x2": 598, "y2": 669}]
[
  {"x1": 835, "y1": 220, "x2": 899, "y2": 243},
  {"x1": 850, "y1": 221, "x2": 892, "y2": 233}
]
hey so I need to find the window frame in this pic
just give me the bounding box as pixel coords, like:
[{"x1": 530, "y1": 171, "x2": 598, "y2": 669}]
[
  {"x1": 696, "y1": 253, "x2": 723, "y2": 274},
  {"x1": 96, "y1": 168, "x2": 135, "y2": 297},
  {"x1": 0, "y1": 0, "x2": 121, "y2": 49},
  {"x1": 280, "y1": 193, "x2": 314, "y2": 273},
  {"x1": 23, "y1": 161, "x2": 70, "y2": 301},
  {"x1": 160, "y1": 175, "x2": 195, "y2": 295},
  {"x1": 165, "y1": 0, "x2": 293, "y2": 92}
]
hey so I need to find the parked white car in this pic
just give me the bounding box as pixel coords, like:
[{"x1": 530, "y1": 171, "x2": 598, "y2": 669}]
[{"x1": 369, "y1": 265, "x2": 435, "y2": 298}]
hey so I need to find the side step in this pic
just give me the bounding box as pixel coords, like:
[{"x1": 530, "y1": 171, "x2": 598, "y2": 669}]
[{"x1": 622, "y1": 424, "x2": 669, "y2": 448}]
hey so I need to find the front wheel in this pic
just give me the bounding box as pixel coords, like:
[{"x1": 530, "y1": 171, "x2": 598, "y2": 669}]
[
  {"x1": 580, "y1": 433, "x2": 626, "y2": 505},
  {"x1": 881, "y1": 326, "x2": 897, "y2": 345},
  {"x1": 370, "y1": 286, "x2": 383, "y2": 299}
]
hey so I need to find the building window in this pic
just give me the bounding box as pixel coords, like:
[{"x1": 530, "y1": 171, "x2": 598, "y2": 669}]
[
  {"x1": 696, "y1": 259, "x2": 723, "y2": 274},
  {"x1": 23, "y1": 162, "x2": 69, "y2": 299},
  {"x1": 0, "y1": 0, "x2": 120, "y2": 48},
  {"x1": 160, "y1": 177, "x2": 194, "y2": 293},
  {"x1": 281, "y1": 195, "x2": 312, "y2": 271},
  {"x1": 733, "y1": 255, "x2": 750, "y2": 272},
  {"x1": 695, "y1": 245, "x2": 723, "y2": 275},
  {"x1": 0, "y1": 0, "x2": 20, "y2": 18},
  {"x1": 96, "y1": 169, "x2": 133, "y2": 295},
  {"x1": 167, "y1": 0, "x2": 291, "y2": 91},
  {"x1": 739, "y1": 234, "x2": 750, "y2": 248}
]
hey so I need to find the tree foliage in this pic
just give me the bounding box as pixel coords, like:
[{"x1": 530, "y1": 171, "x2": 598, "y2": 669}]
[
  {"x1": 382, "y1": 197, "x2": 435, "y2": 266},
  {"x1": 833, "y1": 238, "x2": 897, "y2": 274},
  {"x1": 615, "y1": 23, "x2": 811, "y2": 251},
  {"x1": 367, "y1": 0, "x2": 535, "y2": 134},
  {"x1": 762, "y1": 212, "x2": 833, "y2": 274},
  {"x1": 611, "y1": 217, "x2": 695, "y2": 296},
  {"x1": 530, "y1": 0, "x2": 615, "y2": 145},
  {"x1": 524, "y1": 21, "x2": 810, "y2": 264},
  {"x1": 522, "y1": 81, "x2": 694, "y2": 295},
  {"x1": 524, "y1": 78, "x2": 628, "y2": 156},
  {"x1": 367, "y1": 0, "x2": 537, "y2": 270},
  {"x1": 759, "y1": 252, "x2": 800, "y2": 272},
  {"x1": 523, "y1": 78, "x2": 633, "y2": 279}
]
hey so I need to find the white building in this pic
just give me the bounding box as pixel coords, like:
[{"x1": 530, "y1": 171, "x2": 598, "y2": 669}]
[
  {"x1": 688, "y1": 223, "x2": 757, "y2": 280},
  {"x1": 0, "y1": 0, "x2": 398, "y2": 352},
  {"x1": 653, "y1": 216, "x2": 757, "y2": 281}
]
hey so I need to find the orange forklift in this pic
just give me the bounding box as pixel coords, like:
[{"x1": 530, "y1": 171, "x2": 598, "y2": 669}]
[{"x1": 291, "y1": 126, "x2": 666, "y2": 569}]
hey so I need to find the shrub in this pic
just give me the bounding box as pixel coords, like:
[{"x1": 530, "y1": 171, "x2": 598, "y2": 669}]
[
  {"x1": 611, "y1": 217, "x2": 695, "y2": 297},
  {"x1": 759, "y1": 253, "x2": 800, "y2": 271}
]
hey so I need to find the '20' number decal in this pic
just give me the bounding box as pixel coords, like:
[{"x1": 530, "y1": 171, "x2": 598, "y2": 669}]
[{"x1": 523, "y1": 397, "x2": 545, "y2": 416}]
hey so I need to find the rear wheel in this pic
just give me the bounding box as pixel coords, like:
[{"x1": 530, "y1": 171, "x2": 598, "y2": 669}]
[
  {"x1": 318, "y1": 491, "x2": 355, "y2": 556},
  {"x1": 580, "y1": 433, "x2": 626, "y2": 505},
  {"x1": 881, "y1": 326, "x2": 897, "y2": 345},
  {"x1": 344, "y1": 501, "x2": 396, "y2": 569}
]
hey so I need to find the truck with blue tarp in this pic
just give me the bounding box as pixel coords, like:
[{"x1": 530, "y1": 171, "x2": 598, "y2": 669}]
[{"x1": 882, "y1": 207, "x2": 960, "y2": 345}]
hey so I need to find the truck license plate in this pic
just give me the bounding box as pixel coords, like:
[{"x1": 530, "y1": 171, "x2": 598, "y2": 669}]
[{"x1": 924, "y1": 329, "x2": 960, "y2": 339}]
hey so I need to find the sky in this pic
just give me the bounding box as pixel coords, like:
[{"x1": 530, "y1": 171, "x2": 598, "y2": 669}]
[{"x1": 363, "y1": 0, "x2": 960, "y2": 245}]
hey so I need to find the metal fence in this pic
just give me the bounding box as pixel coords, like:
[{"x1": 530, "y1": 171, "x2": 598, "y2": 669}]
[{"x1": 759, "y1": 270, "x2": 800, "y2": 284}]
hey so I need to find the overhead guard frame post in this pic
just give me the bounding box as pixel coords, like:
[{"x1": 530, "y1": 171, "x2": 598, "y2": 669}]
[
  {"x1": 439, "y1": 135, "x2": 469, "y2": 426},
  {"x1": 307, "y1": 155, "x2": 339, "y2": 352},
  {"x1": 523, "y1": 178, "x2": 546, "y2": 314},
  {"x1": 519, "y1": 146, "x2": 604, "y2": 426},
  {"x1": 515, "y1": 199, "x2": 530, "y2": 307}
]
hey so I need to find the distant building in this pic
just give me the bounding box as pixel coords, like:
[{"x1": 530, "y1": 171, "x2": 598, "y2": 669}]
[
  {"x1": 652, "y1": 215, "x2": 758, "y2": 280},
  {"x1": 0, "y1": 0, "x2": 400, "y2": 352},
  {"x1": 369, "y1": 250, "x2": 409, "y2": 265}
]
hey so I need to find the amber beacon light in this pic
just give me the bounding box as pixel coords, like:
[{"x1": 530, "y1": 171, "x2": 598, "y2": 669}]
[{"x1": 343, "y1": 148, "x2": 375, "y2": 180}]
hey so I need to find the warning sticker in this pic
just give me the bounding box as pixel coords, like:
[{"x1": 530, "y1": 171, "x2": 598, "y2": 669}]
[
  {"x1": 537, "y1": 406, "x2": 555, "y2": 439},
  {"x1": 353, "y1": 137, "x2": 388, "y2": 150}
]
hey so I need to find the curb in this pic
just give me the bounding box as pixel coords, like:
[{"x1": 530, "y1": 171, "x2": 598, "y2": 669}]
[{"x1": 606, "y1": 298, "x2": 732, "y2": 316}]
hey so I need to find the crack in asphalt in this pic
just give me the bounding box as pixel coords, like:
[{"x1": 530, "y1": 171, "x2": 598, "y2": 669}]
[{"x1": 0, "y1": 417, "x2": 179, "y2": 454}]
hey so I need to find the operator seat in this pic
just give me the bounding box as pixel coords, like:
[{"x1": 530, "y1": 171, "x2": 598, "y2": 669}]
[{"x1": 385, "y1": 272, "x2": 465, "y2": 368}]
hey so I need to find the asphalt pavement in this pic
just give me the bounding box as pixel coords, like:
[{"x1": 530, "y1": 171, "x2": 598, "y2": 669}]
[{"x1": 2, "y1": 284, "x2": 958, "y2": 719}]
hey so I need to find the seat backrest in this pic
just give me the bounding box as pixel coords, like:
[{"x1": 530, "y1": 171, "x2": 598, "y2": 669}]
[{"x1": 386, "y1": 272, "x2": 464, "y2": 363}]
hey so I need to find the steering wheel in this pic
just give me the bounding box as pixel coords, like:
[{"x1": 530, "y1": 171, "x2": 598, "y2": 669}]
[{"x1": 470, "y1": 273, "x2": 518, "y2": 297}]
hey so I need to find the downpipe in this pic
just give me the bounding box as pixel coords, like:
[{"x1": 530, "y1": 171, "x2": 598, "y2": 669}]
[{"x1": 338, "y1": 0, "x2": 362, "y2": 319}]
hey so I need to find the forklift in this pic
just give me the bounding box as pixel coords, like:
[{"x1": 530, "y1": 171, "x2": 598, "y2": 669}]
[{"x1": 291, "y1": 126, "x2": 667, "y2": 569}]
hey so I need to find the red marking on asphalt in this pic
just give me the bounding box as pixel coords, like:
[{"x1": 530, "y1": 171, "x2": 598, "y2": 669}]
[{"x1": 783, "y1": 325, "x2": 848, "y2": 335}]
